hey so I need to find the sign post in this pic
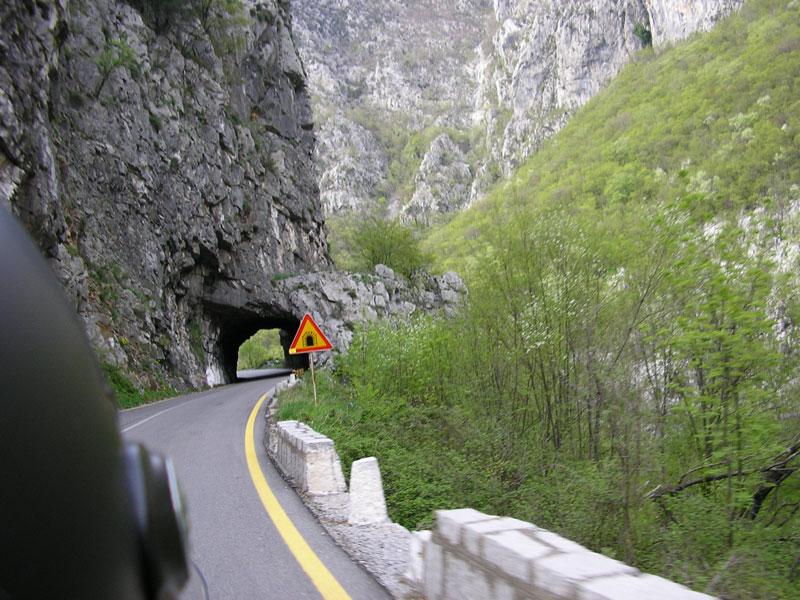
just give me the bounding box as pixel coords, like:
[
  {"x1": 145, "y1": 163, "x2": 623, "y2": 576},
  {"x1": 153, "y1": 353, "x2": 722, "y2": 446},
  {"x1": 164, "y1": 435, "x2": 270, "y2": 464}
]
[
  {"x1": 287, "y1": 313, "x2": 333, "y2": 406},
  {"x1": 309, "y1": 352, "x2": 317, "y2": 406}
]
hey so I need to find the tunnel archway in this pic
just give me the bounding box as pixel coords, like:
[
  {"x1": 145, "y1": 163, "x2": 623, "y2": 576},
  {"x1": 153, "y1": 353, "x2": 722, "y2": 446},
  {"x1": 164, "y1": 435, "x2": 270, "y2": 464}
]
[{"x1": 208, "y1": 308, "x2": 309, "y2": 384}]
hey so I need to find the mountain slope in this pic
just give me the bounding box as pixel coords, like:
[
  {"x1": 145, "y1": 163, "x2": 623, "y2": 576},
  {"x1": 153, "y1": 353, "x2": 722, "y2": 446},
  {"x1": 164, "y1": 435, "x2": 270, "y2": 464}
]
[
  {"x1": 426, "y1": 0, "x2": 800, "y2": 272},
  {"x1": 292, "y1": 0, "x2": 743, "y2": 225}
]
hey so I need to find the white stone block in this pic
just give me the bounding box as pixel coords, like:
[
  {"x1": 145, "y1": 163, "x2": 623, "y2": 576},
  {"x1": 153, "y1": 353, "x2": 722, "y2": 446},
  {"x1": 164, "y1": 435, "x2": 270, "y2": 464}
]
[
  {"x1": 483, "y1": 530, "x2": 552, "y2": 583},
  {"x1": 436, "y1": 508, "x2": 493, "y2": 546},
  {"x1": 424, "y1": 540, "x2": 444, "y2": 600},
  {"x1": 462, "y1": 517, "x2": 537, "y2": 555},
  {"x1": 535, "y1": 530, "x2": 587, "y2": 554},
  {"x1": 492, "y1": 578, "x2": 518, "y2": 600},
  {"x1": 444, "y1": 553, "x2": 491, "y2": 600},
  {"x1": 578, "y1": 574, "x2": 718, "y2": 600},
  {"x1": 406, "y1": 530, "x2": 432, "y2": 587},
  {"x1": 534, "y1": 551, "x2": 638, "y2": 597},
  {"x1": 273, "y1": 421, "x2": 346, "y2": 495},
  {"x1": 348, "y1": 457, "x2": 389, "y2": 524},
  {"x1": 305, "y1": 443, "x2": 347, "y2": 495}
]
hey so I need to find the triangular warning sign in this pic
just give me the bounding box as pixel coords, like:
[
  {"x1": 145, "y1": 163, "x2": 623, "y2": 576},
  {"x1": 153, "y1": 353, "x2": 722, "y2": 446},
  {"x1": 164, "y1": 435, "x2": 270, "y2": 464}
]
[{"x1": 288, "y1": 313, "x2": 333, "y2": 354}]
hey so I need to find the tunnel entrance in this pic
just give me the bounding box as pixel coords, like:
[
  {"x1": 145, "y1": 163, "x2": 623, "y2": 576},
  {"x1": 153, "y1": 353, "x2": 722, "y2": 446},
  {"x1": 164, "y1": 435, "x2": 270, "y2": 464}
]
[{"x1": 209, "y1": 308, "x2": 309, "y2": 384}]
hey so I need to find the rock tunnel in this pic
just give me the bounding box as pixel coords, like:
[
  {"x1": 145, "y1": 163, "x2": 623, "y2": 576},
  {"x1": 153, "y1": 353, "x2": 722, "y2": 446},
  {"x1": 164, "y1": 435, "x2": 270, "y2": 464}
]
[{"x1": 205, "y1": 305, "x2": 309, "y2": 384}]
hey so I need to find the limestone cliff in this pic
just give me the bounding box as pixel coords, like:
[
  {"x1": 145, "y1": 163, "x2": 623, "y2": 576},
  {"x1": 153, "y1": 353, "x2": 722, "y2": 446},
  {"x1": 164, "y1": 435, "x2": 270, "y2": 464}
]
[
  {"x1": 1, "y1": 0, "x2": 329, "y2": 389},
  {"x1": 293, "y1": 0, "x2": 744, "y2": 224}
]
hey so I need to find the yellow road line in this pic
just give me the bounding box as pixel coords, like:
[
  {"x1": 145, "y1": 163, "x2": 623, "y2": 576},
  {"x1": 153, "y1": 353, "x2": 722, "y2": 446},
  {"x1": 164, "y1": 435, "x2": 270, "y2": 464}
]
[{"x1": 245, "y1": 393, "x2": 352, "y2": 600}]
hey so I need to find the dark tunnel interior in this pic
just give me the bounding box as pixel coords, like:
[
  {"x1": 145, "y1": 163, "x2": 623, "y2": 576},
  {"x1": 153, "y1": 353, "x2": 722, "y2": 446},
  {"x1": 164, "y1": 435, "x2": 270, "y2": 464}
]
[{"x1": 210, "y1": 310, "x2": 309, "y2": 383}]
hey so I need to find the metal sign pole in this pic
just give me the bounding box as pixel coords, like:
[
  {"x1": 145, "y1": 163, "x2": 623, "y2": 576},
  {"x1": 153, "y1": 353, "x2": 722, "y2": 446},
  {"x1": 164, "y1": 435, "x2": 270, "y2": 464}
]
[
  {"x1": 288, "y1": 314, "x2": 330, "y2": 408},
  {"x1": 309, "y1": 352, "x2": 318, "y2": 406}
]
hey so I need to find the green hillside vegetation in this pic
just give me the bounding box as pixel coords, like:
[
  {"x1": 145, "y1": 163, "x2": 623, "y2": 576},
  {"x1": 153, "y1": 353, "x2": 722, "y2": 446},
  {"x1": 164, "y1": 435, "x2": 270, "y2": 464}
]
[{"x1": 280, "y1": 1, "x2": 800, "y2": 597}]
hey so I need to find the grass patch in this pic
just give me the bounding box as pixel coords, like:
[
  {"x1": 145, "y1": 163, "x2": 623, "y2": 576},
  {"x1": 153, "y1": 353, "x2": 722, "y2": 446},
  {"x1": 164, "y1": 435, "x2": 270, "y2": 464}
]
[{"x1": 102, "y1": 362, "x2": 177, "y2": 409}]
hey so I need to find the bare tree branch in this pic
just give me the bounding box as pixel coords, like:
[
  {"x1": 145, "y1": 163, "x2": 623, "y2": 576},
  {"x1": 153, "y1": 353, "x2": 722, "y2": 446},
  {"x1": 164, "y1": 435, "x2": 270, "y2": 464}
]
[{"x1": 646, "y1": 437, "x2": 800, "y2": 512}]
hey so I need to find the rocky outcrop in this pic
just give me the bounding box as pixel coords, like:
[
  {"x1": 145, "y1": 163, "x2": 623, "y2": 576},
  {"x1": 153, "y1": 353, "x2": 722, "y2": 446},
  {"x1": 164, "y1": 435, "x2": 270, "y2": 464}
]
[
  {"x1": 316, "y1": 113, "x2": 388, "y2": 213},
  {"x1": 292, "y1": 0, "x2": 744, "y2": 223},
  {"x1": 475, "y1": 0, "x2": 650, "y2": 181},
  {"x1": 402, "y1": 133, "x2": 473, "y2": 225},
  {"x1": 291, "y1": 0, "x2": 493, "y2": 218},
  {"x1": 645, "y1": 0, "x2": 745, "y2": 47}
]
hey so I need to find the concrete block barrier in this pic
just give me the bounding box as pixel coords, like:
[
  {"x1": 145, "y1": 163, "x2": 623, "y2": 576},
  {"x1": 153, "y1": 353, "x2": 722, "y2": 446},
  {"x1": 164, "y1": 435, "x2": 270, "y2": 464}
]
[
  {"x1": 266, "y1": 418, "x2": 715, "y2": 599},
  {"x1": 348, "y1": 456, "x2": 389, "y2": 525},
  {"x1": 411, "y1": 508, "x2": 717, "y2": 600},
  {"x1": 269, "y1": 420, "x2": 346, "y2": 495}
]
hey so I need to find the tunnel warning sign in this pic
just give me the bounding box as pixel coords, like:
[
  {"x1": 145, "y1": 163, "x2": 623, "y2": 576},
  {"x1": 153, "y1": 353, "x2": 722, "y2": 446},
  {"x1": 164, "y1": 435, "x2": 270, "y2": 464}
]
[{"x1": 288, "y1": 313, "x2": 333, "y2": 354}]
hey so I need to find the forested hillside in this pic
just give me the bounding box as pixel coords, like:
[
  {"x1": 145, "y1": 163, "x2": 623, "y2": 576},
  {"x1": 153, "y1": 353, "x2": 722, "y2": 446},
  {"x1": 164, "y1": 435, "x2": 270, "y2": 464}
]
[{"x1": 278, "y1": 1, "x2": 800, "y2": 597}]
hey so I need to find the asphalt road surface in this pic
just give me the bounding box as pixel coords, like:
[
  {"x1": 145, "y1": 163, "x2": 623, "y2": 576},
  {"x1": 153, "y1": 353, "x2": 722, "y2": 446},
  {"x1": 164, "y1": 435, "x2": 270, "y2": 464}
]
[{"x1": 119, "y1": 376, "x2": 390, "y2": 600}]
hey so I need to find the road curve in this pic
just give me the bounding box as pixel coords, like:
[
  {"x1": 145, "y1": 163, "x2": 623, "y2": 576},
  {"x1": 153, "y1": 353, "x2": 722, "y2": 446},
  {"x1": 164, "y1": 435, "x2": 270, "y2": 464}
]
[{"x1": 119, "y1": 377, "x2": 390, "y2": 600}]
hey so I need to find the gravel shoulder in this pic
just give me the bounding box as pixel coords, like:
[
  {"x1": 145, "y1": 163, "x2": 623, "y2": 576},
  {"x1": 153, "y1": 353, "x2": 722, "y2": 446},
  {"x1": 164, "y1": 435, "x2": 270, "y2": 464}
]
[{"x1": 302, "y1": 492, "x2": 418, "y2": 599}]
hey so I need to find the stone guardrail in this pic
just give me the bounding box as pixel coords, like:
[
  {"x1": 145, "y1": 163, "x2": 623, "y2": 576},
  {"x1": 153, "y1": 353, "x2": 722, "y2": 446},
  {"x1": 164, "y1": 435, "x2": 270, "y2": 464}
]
[
  {"x1": 411, "y1": 508, "x2": 716, "y2": 600},
  {"x1": 267, "y1": 409, "x2": 716, "y2": 599},
  {"x1": 268, "y1": 419, "x2": 347, "y2": 495}
]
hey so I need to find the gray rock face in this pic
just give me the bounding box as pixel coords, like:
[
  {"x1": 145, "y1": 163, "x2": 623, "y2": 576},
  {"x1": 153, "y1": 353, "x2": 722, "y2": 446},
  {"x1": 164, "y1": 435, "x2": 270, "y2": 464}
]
[
  {"x1": 402, "y1": 133, "x2": 473, "y2": 225},
  {"x1": 292, "y1": 0, "x2": 743, "y2": 222},
  {"x1": 645, "y1": 0, "x2": 745, "y2": 47},
  {"x1": 477, "y1": 0, "x2": 650, "y2": 179},
  {"x1": 291, "y1": 0, "x2": 494, "y2": 218},
  {"x1": 317, "y1": 113, "x2": 388, "y2": 213}
]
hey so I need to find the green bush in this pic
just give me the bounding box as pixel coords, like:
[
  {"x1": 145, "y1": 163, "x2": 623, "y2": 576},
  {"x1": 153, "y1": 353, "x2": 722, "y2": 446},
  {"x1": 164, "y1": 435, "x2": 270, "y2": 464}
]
[
  {"x1": 94, "y1": 37, "x2": 140, "y2": 97},
  {"x1": 633, "y1": 22, "x2": 652, "y2": 46},
  {"x1": 330, "y1": 211, "x2": 430, "y2": 278},
  {"x1": 351, "y1": 217, "x2": 428, "y2": 278}
]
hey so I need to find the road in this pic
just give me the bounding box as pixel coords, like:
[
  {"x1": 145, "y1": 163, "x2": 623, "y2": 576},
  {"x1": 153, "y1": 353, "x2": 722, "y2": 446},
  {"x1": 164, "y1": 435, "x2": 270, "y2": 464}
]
[{"x1": 119, "y1": 375, "x2": 390, "y2": 600}]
